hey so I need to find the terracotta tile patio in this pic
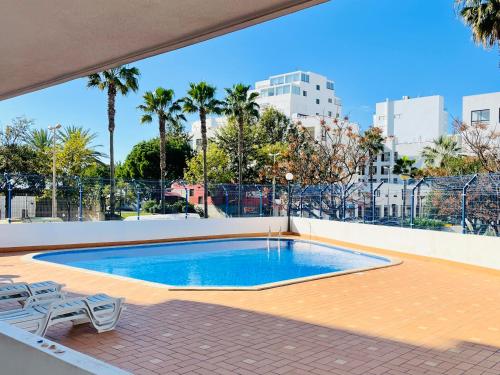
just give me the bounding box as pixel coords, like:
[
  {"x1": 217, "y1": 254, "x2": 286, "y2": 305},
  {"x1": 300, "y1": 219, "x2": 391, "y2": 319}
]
[{"x1": 0, "y1": 237, "x2": 499, "y2": 375}]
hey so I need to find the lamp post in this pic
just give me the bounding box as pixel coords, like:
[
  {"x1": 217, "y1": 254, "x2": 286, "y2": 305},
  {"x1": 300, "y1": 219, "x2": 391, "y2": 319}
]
[
  {"x1": 285, "y1": 172, "x2": 294, "y2": 233},
  {"x1": 48, "y1": 124, "x2": 61, "y2": 219},
  {"x1": 269, "y1": 152, "x2": 280, "y2": 216}
]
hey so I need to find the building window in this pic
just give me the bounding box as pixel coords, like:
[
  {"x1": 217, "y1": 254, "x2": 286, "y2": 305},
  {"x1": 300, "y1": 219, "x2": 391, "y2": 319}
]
[
  {"x1": 326, "y1": 81, "x2": 334, "y2": 90},
  {"x1": 303, "y1": 90, "x2": 307, "y2": 97},
  {"x1": 328, "y1": 98, "x2": 333, "y2": 103},
  {"x1": 270, "y1": 76, "x2": 284, "y2": 85},
  {"x1": 381, "y1": 152, "x2": 391, "y2": 162},
  {"x1": 393, "y1": 178, "x2": 398, "y2": 184},
  {"x1": 189, "y1": 189, "x2": 194, "y2": 197},
  {"x1": 195, "y1": 139, "x2": 202, "y2": 147},
  {"x1": 316, "y1": 99, "x2": 320, "y2": 104},
  {"x1": 376, "y1": 190, "x2": 381, "y2": 197},
  {"x1": 328, "y1": 111, "x2": 332, "y2": 117},
  {"x1": 369, "y1": 166, "x2": 377, "y2": 175},
  {"x1": 381, "y1": 166, "x2": 389, "y2": 175},
  {"x1": 300, "y1": 73, "x2": 309, "y2": 83},
  {"x1": 316, "y1": 84, "x2": 320, "y2": 90},
  {"x1": 291, "y1": 85, "x2": 301, "y2": 95},
  {"x1": 471, "y1": 109, "x2": 490, "y2": 124},
  {"x1": 378, "y1": 115, "x2": 385, "y2": 121},
  {"x1": 381, "y1": 178, "x2": 388, "y2": 183},
  {"x1": 198, "y1": 196, "x2": 203, "y2": 204}
]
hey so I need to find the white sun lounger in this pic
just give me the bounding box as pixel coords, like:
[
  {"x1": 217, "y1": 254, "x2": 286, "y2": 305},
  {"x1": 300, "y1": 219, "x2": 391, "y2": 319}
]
[
  {"x1": 0, "y1": 293, "x2": 124, "y2": 336},
  {"x1": 0, "y1": 281, "x2": 65, "y2": 305}
]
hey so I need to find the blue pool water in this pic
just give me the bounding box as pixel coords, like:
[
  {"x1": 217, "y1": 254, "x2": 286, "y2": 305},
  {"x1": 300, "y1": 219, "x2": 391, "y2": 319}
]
[{"x1": 34, "y1": 239, "x2": 391, "y2": 288}]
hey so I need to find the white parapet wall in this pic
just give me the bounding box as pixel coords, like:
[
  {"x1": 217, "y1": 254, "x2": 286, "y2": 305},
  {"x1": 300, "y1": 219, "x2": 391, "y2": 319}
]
[
  {"x1": 0, "y1": 217, "x2": 288, "y2": 250},
  {"x1": 0, "y1": 322, "x2": 130, "y2": 375},
  {"x1": 292, "y1": 217, "x2": 500, "y2": 270}
]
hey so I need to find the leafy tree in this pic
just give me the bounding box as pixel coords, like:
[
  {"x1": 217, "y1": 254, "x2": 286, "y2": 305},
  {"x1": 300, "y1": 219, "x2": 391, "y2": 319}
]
[
  {"x1": 87, "y1": 65, "x2": 140, "y2": 216},
  {"x1": 182, "y1": 82, "x2": 223, "y2": 218},
  {"x1": 258, "y1": 107, "x2": 292, "y2": 144},
  {"x1": 118, "y1": 137, "x2": 192, "y2": 180},
  {"x1": 421, "y1": 135, "x2": 461, "y2": 168},
  {"x1": 26, "y1": 128, "x2": 52, "y2": 175},
  {"x1": 215, "y1": 117, "x2": 265, "y2": 181},
  {"x1": 184, "y1": 143, "x2": 234, "y2": 184},
  {"x1": 56, "y1": 126, "x2": 104, "y2": 176},
  {"x1": 138, "y1": 87, "x2": 185, "y2": 212},
  {"x1": 456, "y1": 0, "x2": 500, "y2": 49}
]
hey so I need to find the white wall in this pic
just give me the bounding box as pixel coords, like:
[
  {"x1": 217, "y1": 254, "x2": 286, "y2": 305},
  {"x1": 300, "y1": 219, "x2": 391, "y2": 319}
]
[
  {"x1": 0, "y1": 322, "x2": 129, "y2": 375},
  {"x1": 462, "y1": 92, "x2": 500, "y2": 132},
  {"x1": 0, "y1": 217, "x2": 288, "y2": 250},
  {"x1": 292, "y1": 218, "x2": 500, "y2": 270}
]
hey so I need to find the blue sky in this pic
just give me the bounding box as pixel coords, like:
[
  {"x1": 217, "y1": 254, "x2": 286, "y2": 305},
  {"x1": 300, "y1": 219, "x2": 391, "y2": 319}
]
[{"x1": 1, "y1": 0, "x2": 499, "y2": 162}]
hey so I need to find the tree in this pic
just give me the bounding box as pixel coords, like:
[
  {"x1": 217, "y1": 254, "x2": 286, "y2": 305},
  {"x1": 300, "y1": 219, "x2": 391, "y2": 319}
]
[
  {"x1": 360, "y1": 126, "x2": 385, "y2": 218},
  {"x1": 223, "y1": 83, "x2": 260, "y2": 216},
  {"x1": 56, "y1": 126, "x2": 104, "y2": 176},
  {"x1": 118, "y1": 137, "x2": 192, "y2": 180},
  {"x1": 87, "y1": 65, "x2": 140, "y2": 216},
  {"x1": 184, "y1": 143, "x2": 234, "y2": 184},
  {"x1": 182, "y1": 82, "x2": 223, "y2": 218},
  {"x1": 257, "y1": 107, "x2": 291, "y2": 144},
  {"x1": 215, "y1": 117, "x2": 265, "y2": 182},
  {"x1": 393, "y1": 156, "x2": 418, "y2": 177},
  {"x1": 456, "y1": 1, "x2": 500, "y2": 50},
  {"x1": 454, "y1": 119, "x2": 500, "y2": 172},
  {"x1": 138, "y1": 87, "x2": 185, "y2": 213},
  {"x1": 421, "y1": 135, "x2": 461, "y2": 168}
]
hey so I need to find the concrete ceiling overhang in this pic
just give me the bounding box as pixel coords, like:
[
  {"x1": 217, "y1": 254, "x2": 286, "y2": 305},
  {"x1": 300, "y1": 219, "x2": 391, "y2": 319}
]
[{"x1": 0, "y1": 0, "x2": 326, "y2": 101}]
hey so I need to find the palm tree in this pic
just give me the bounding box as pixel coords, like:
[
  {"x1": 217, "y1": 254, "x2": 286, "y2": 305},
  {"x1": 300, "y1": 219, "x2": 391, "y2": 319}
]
[
  {"x1": 87, "y1": 66, "x2": 140, "y2": 217},
  {"x1": 182, "y1": 82, "x2": 223, "y2": 218},
  {"x1": 223, "y1": 84, "x2": 260, "y2": 216},
  {"x1": 138, "y1": 87, "x2": 185, "y2": 213},
  {"x1": 421, "y1": 135, "x2": 461, "y2": 168},
  {"x1": 361, "y1": 126, "x2": 385, "y2": 221},
  {"x1": 456, "y1": 0, "x2": 500, "y2": 50},
  {"x1": 27, "y1": 128, "x2": 52, "y2": 151},
  {"x1": 393, "y1": 156, "x2": 418, "y2": 222}
]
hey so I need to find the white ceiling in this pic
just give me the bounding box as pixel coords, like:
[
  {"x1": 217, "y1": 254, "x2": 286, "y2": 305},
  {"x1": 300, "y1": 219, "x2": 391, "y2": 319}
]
[{"x1": 0, "y1": 0, "x2": 326, "y2": 100}]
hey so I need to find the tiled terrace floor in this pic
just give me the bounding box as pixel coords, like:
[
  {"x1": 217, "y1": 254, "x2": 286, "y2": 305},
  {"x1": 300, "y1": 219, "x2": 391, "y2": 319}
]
[{"x1": 0, "y1": 238, "x2": 499, "y2": 375}]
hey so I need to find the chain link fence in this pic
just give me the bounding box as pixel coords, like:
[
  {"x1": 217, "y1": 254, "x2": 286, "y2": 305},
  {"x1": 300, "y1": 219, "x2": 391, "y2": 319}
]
[{"x1": 1, "y1": 173, "x2": 499, "y2": 236}]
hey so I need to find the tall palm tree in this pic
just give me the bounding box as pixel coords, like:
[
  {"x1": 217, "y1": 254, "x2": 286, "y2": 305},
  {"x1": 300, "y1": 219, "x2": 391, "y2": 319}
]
[
  {"x1": 182, "y1": 82, "x2": 223, "y2": 218},
  {"x1": 456, "y1": 0, "x2": 500, "y2": 49},
  {"x1": 393, "y1": 156, "x2": 418, "y2": 222},
  {"x1": 138, "y1": 87, "x2": 185, "y2": 213},
  {"x1": 361, "y1": 126, "x2": 385, "y2": 221},
  {"x1": 223, "y1": 84, "x2": 260, "y2": 216},
  {"x1": 87, "y1": 66, "x2": 140, "y2": 217},
  {"x1": 421, "y1": 135, "x2": 461, "y2": 168}
]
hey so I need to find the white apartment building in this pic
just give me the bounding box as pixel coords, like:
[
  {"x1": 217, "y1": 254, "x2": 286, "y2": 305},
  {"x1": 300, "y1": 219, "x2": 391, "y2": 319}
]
[
  {"x1": 462, "y1": 92, "x2": 500, "y2": 130},
  {"x1": 189, "y1": 117, "x2": 227, "y2": 150},
  {"x1": 190, "y1": 71, "x2": 345, "y2": 148},
  {"x1": 363, "y1": 95, "x2": 449, "y2": 183}
]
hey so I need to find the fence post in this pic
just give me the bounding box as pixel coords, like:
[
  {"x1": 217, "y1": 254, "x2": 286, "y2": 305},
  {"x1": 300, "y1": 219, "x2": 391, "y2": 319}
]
[
  {"x1": 132, "y1": 179, "x2": 140, "y2": 221},
  {"x1": 75, "y1": 176, "x2": 83, "y2": 222},
  {"x1": 259, "y1": 188, "x2": 263, "y2": 217},
  {"x1": 4, "y1": 173, "x2": 12, "y2": 224},
  {"x1": 319, "y1": 186, "x2": 323, "y2": 219},
  {"x1": 462, "y1": 174, "x2": 478, "y2": 234},
  {"x1": 341, "y1": 184, "x2": 346, "y2": 222},
  {"x1": 372, "y1": 182, "x2": 384, "y2": 224},
  {"x1": 410, "y1": 178, "x2": 425, "y2": 228},
  {"x1": 184, "y1": 187, "x2": 189, "y2": 219}
]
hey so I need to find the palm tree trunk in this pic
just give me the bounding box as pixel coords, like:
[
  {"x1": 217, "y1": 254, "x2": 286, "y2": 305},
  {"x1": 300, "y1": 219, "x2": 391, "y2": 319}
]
[
  {"x1": 369, "y1": 156, "x2": 374, "y2": 223},
  {"x1": 238, "y1": 116, "x2": 243, "y2": 217},
  {"x1": 107, "y1": 86, "x2": 116, "y2": 218},
  {"x1": 200, "y1": 110, "x2": 208, "y2": 218},
  {"x1": 159, "y1": 117, "x2": 166, "y2": 215}
]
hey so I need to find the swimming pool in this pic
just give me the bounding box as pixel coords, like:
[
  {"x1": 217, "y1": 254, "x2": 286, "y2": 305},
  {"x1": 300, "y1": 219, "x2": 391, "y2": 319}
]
[{"x1": 33, "y1": 238, "x2": 396, "y2": 289}]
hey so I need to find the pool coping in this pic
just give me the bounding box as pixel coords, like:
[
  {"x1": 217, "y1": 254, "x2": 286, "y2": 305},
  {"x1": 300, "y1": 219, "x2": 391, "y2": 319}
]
[{"x1": 24, "y1": 236, "x2": 402, "y2": 291}]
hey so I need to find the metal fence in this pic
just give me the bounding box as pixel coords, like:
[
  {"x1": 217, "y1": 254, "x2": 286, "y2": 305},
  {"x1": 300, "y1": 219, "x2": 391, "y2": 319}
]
[{"x1": 1, "y1": 173, "x2": 499, "y2": 236}]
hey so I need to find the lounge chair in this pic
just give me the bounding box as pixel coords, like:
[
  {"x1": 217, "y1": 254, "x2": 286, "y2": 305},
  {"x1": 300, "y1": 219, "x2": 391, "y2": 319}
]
[
  {"x1": 0, "y1": 293, "x2": 124, "y2": 336},
  {"x1": 0, "y1": 281, "x2": 65, "y2": 306}
]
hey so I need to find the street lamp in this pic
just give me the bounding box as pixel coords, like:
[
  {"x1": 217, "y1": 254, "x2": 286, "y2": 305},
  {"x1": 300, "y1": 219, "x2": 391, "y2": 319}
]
[
  {"x1": 48, "y1": 124, "x2": 61, "y2": 219},
  {"x1": 268, "y1": 152, "x2": 280, "y2": 216},
  {"x1": 285, "y1": 172, "x2": 294, "y2": 232}
]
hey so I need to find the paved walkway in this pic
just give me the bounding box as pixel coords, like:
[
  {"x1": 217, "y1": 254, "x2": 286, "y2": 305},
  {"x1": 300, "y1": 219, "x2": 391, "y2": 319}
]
[{"x1": 0, "y1": 239, "x2": 499, "y2": 375}]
